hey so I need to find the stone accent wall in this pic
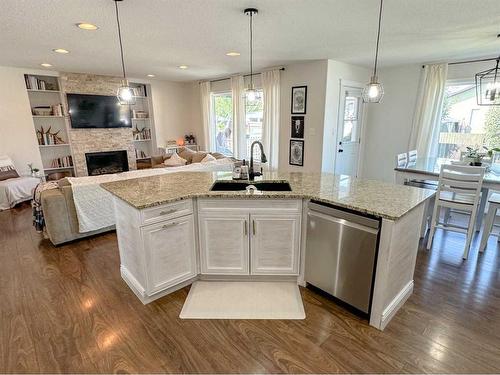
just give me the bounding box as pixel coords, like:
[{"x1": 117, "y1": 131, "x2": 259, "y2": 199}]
[{"x1": 60, "y1": 73, "x2": 137, "y2": 176}]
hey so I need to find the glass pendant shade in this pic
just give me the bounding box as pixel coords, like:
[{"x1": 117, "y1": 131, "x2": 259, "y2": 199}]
[
  {"x1": 117, "y1": 80, "x2": 135, "y2": 105},
  {"x1": 475, "y1": 59, "x2": 500, "y2": 106},
  {"x1": 245, "y1": 85, "x2": 261, "y2": 101},
  {"x1": 362, "y1": 76, "x2": 384, "y2": 103}
]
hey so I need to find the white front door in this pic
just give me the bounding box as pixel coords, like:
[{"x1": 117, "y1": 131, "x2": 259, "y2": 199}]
[{"x1": 334, "y1": 85, "x2": 364, "y2": 176}]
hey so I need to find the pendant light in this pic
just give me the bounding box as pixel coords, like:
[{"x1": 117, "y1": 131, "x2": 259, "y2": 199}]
[
  {"x1": 113, "y1": 0, "x2": 135, "y2": 105},
  {"x1": 475, "y1": 57, "x2": 500, "y2": 106},
  {"x1": 362, "y1": 0, "x2": 385, "y2": 103},
  {"x1": 244, "y1": 8, "x2": 260, "y2": 101}
]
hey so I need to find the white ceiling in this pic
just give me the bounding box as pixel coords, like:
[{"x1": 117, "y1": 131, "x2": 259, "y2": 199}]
[{"x1": 0, "y1": 0, "x2": 499, "y2": 81}]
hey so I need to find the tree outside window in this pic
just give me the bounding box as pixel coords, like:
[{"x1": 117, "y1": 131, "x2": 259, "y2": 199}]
[{"x1": 437, "y1": 84, "x2": 500, "y2": 162}]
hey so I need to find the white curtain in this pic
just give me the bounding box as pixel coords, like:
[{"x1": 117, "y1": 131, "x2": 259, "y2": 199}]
[
  {"x1": 261, "y1": 69, "x2": 281, "y2": 169},
  {"x1": 231, "y1": 75, "x2": 245, "y2": 159},
  {"x1": 408, "y1": 63, "x2": 448, "y2": 158},
  {"x1": 200, "y1": 81, "x2": 212, "y2": 151}
]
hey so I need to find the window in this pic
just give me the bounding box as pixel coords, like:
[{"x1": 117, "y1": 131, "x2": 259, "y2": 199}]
[
  {"x1": 341, "y1": 94, "x2": 361, "y2": 143},
  {"x1": 212, "y1": 92, "x2": 233, "y2": 156},
  {"x1": 210, "y1": 89, "x2": 264, "y2": 160},
  {"x1": 436, "y1": 83, "x2": 500, "y2": 161},
  {"x1": 245, "y1": 90, "x2": 264, "y2": 161}
]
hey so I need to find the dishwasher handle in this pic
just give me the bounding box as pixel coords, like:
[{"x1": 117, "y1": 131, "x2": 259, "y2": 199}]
[{"x1": 307, "y1": 210, "x2": 379, "y2": 235}]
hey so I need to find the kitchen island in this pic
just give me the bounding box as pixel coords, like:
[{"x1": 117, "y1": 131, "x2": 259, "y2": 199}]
[{"x1": 102, "y1": 171, "x2": 434, "y2": 330}]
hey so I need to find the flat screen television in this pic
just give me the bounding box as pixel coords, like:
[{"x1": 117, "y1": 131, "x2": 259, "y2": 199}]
[{"x1": 67, "y1": 93, "x2": 131, "y2": 128}]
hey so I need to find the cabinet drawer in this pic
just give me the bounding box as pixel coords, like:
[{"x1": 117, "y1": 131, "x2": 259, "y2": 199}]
[{"x1": 140, "y1": 199, "x2": 193, "y2": 226}]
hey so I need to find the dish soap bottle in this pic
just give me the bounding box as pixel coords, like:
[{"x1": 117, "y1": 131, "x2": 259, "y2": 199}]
[{"x1": 240, "y1": 159, "x2": 249, "y2": 180}]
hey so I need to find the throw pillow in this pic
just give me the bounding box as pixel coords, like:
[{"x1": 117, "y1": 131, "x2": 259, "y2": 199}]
[
  {"x1": 191, "y1": 152, "x2": 208, "y2": 163},
  {"x1": 178, "y1": 147, "x2": 197, "y2": 164},
  {"x1": 164, "y1": 152, "x2": 187, "y2": 167},
  {"x1": 201, "y1": 153, "x2": 216, "y2": 163},
  {"x1": 0, "y1": 156, "x2": 20, "y2": 181}
]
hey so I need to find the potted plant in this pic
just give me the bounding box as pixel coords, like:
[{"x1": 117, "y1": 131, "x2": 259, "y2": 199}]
[
  {"x1": 28, "y1": 163, "x2": 40, "y2": 177},
  {"x1": 464, "y1": 147, "x2": 485, "y2": 166}
]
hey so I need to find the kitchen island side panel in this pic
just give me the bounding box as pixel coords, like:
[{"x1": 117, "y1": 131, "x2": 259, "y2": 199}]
[{"x1": 369, "y1": 202, "x2": 425, "y2": 329}]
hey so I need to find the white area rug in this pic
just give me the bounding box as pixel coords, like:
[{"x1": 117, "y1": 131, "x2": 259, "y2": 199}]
[{"x1": 179, "y1": 281, "x2": 306, "y2": 320}]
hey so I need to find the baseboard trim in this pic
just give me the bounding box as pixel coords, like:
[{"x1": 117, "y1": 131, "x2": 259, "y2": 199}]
[
  {"x1": 121, "y1": 266, "x2": 198, "y2": 304},
  {"x1": 380, "y1": 280, "x2": 414, "y2": 330}
]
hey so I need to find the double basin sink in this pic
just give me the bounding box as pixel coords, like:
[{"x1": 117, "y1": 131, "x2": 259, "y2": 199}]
[{"x1": 210, "y1": 180, "x2": 292, "y2": 192}]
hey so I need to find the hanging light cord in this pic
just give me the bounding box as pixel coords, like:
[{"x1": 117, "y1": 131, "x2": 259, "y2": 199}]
[
  {"x1": 373, "y1": 0, "x2": 383, "y2": 78},
  {"x1": 114, "y1": 0, "x2": 127, "y2": 80},
  {"x1": 249, "y1": 11, "x2": 254, "y2": 89}
]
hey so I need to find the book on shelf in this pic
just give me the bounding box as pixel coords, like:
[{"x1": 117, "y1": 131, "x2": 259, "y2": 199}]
[
  {"x1": 134, "y1": 128, "x2": 151, "y2": 140},
  {"x1": 131, "y1": 85, "x2": 146, "y2": 97},
  {"x1": 50, "y1": 155, "x2": 73, "y2": 168},
  {"x1": 135, "y1": 149, "x2": 148, "y2": 159},
  {"x1": 25, "y1": 75, "x2": 57, "y2": 91},
  {"x1": 132, "y1": 109, "x2": 149, "y2": 119}
]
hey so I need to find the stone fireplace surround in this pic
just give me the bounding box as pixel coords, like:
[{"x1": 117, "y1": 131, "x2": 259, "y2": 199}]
[{"x1": 60, "y1": 73, "x2": 137, "y2": 176}]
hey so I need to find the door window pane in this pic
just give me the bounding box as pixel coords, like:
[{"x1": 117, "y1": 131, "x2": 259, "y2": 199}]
[
  {"x1": 245, "y1": 90, "x2": 264, "y2": 161},
  {"x1": 342, "y1": 96, "x2": 359, "y2": 142},
  {"x1": 212, "y1": 92, "x2": 233, "y2": 156}
]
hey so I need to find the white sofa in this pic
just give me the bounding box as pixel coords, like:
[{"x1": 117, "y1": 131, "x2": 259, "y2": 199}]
[{"x1": 0, "y1": 156, "x2": 40, "y2": 210}]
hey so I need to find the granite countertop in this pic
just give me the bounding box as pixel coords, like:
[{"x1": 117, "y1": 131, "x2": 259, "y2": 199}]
[{"x1": 100, "y1": 171, "x2": 435, "y2": 220}]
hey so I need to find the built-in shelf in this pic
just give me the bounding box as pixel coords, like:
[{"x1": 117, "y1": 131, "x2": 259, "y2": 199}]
[
  {"x1": 132, "y1": 117, "x2": 150, "y2": 120},
  {"x1": 27, "y1": 89, "x2": 61, "y2": 93},
  {"x1": 44, "y1": 166, "x2": 74, "y2": 171},
  {"x1": 33, "y1": 115, "x2": 65, "y2": 118},
  {"x1": 133, "y1": 139, "x2": 151, "y2": 142},
  {"x1": 39, "y1": 144, "x2": 70, "y2": 148}
]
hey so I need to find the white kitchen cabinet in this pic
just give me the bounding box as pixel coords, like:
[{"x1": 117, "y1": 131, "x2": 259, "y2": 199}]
[
  {"x1": 142, "y1": 215, "x2": 197, "y2": 294},
  {"x1": 250, "y1": 213, "x2": 301, "y2": 275},
  {"x1": 197, "y1": 199, "x2": 302, "y2": 276},
  {"x1": 199, "y1": 212, "x2": 250, "y2": 275}
]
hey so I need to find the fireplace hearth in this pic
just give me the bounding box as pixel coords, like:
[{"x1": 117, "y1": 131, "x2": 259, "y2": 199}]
[{"x1": 85, "y1": 150, "x2": 129, "y2": 176}]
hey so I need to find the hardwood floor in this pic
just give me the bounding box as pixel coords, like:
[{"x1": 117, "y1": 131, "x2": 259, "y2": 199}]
[{"x1": 1, "y1": 203, "x2": 500, "y2": 373}]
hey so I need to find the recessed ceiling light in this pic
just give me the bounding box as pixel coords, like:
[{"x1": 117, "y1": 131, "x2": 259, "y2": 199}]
[
  {"x1": 226, "y1": 52, "x2": 241, "y2": 56},
  {"x1": 40, "y1": 63, "x2": 53, "y2": 67},
  {"x1": 147, "y1": 74, "x2": 155, "y2": 77},
  {"x1": 178, "y1": 65, "x2": 188, "y2": 69},
  {"x1": 53, "y1": 48, "x2": 69, "y2": 54},
  {"x1": 76, "y1": 22, "x2": 98, "y2": 30}
]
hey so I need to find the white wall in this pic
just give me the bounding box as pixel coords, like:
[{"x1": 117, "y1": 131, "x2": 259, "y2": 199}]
[
  {"x1": 150, "y1": 80, "x2": 202, "y2": 149},
  {"x1": 322, "y1": 60, "x2": 371, "y2": 174},
  {"x1": 361, "y1": 64, "x2": 422, "y2": 182},
  {"x1": 0, "y1": 66, "x2": 45, "y2": 174},
  {"x1": 279, "y1": 60, "x2": 329, "y2": 172}
]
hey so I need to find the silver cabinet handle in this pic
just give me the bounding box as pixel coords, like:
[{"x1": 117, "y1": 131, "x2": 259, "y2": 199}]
[
  {"x1": 244, "y1": 220, "x2": 248, "y2": 236},
  {"x1": 162, "y1": 222, "x2": 178, "y2": 229},
  {"x1": 160, "y1": 209, "x2": 177, "y2": 216},
  {"x1": 252, "y1": 220, "x2": 256, "y2": 235}
]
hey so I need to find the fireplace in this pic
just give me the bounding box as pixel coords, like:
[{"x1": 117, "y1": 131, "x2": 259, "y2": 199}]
[{"x1": 85, "y1": 150, "x2": 129, "y2": 176}]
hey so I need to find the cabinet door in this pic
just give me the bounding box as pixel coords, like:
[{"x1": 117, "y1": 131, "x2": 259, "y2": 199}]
[
  {"x1": 199, "y1": 212, "x2": 249, "y2": 275},
  {"x1": 142, "y1": 215, "x2": 197, "y2": 294},
  {"x1": 250, "y1": 213, "x2": 301, "y2": 275}
]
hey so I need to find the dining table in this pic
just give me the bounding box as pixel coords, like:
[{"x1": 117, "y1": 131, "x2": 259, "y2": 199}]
[{"x1": 394, "y1": 157, "x2": 500, "y2": 231}]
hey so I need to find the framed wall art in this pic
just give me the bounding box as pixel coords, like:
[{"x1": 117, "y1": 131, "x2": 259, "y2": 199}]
[
  {"x1": 291, "y1": 86, "x2": 307, "y2": 114},
  {"x1": 289, "y1": 140, "x2": 304, "y2": 166}
]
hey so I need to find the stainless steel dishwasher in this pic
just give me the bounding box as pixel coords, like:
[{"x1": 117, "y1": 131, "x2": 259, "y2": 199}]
[{"x1": 305, "y1": 201, "x2": 380, "y2": 314}]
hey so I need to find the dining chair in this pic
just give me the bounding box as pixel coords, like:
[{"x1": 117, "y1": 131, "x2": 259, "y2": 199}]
[
  {"x1": 408, "y1": 149, "x2": 417, "y2": 164},
  {"x1": 400, "y1": 149, "x2": 436, "y2": 238},
  {"x1": 479, "y1": 193, "x2": 500, "y2": 252},
  {"x1": 427, "y1": 164, "x2": 485, "y2": 259},
  {"x1": 396, "y1": 152, "x2": 408, "y2": 168}
]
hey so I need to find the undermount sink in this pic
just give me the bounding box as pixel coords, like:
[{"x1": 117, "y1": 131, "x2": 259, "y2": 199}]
[{"x1": 210, "y1": 181, "x2": 292, "y2": 192}]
